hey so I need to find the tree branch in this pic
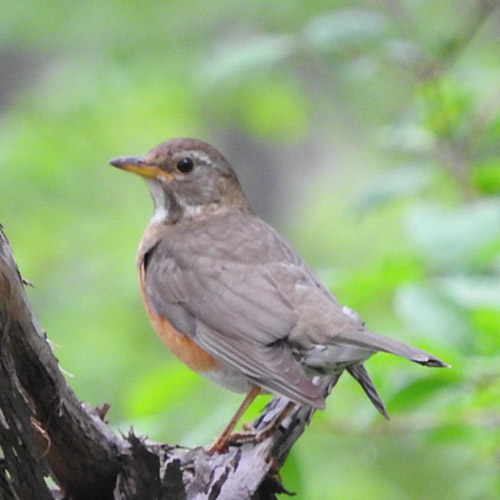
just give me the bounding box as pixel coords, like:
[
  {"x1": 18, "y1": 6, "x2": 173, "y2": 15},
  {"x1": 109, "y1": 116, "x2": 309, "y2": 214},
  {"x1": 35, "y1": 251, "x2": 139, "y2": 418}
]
[{"x1": 0, "y1": 224, "x2": 336, "y2": 499}]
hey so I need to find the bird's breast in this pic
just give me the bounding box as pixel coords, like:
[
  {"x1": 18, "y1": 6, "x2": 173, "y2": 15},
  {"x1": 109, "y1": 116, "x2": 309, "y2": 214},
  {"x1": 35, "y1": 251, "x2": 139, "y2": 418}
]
[{"x1": 137, "y1": 242, "x2": 221, "y2": 373}]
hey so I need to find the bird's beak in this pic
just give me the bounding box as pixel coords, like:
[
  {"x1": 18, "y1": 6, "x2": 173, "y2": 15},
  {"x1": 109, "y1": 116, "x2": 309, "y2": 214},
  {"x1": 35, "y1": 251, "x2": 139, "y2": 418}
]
[{"x1": 109, "y1": 156, "x2": 174, "y2": 180}]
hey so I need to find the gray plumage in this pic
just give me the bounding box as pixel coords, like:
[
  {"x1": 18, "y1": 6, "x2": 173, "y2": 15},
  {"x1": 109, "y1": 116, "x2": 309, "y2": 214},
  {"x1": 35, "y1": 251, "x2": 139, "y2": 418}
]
[
  {"x1": 112, "y1": 137, "x2": 448, "y2": 417},
  {"x1": 141, "y1": 210, "x2": 446, "y2": 413}
]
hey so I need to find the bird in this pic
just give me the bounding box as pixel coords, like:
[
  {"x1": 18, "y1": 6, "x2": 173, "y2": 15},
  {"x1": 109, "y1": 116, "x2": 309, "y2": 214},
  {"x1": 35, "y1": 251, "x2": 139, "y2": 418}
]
[{"x1": 110, "y1": 138, "x2": 447, "y2": 452}]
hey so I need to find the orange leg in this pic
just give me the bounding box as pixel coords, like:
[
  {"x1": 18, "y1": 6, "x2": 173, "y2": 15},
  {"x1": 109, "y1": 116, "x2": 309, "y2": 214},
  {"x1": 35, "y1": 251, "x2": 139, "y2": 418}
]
[
  {"x1": 230, "y1": 400, "x2": 296, "y2": 445},
  {"x1": 207, "y1": 385, "x2": 261, "y2": 454},
  {"x1": 253, "y1": 400, "x2": 295, "y2": 443}
]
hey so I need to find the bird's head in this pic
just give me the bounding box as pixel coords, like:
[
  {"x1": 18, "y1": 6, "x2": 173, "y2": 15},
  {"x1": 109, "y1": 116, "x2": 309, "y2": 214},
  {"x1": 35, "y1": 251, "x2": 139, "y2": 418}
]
[{"x1": 110, "y1": 138, "x2": 251, "y2": 224}]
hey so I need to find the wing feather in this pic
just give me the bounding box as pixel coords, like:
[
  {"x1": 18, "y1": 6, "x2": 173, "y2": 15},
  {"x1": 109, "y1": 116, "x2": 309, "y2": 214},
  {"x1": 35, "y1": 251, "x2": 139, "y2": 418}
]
[{"x1": 143, "y1": 237, "x2": 324, "y2": 407}]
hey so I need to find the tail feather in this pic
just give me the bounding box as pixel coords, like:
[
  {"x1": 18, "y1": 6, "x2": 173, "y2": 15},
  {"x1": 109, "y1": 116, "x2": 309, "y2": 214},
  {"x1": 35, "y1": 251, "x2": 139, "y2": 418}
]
[
  {"x1": 338, "y1": 328, "x2": 449, "y2": 368},
  {"x1": 347, "y1": 364, "x2": 389, "y2": 419}
]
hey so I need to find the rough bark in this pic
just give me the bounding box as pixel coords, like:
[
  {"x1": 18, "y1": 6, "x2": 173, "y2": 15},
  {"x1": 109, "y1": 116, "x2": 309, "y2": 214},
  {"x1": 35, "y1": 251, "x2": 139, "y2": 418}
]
[{"x1": 0, "y1": 224, "x2": 337, "y2": 499}]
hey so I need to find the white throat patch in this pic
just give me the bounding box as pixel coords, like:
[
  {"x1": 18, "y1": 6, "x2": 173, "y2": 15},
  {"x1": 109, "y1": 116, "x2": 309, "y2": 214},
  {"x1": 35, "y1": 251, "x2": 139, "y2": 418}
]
[
  {"x1": 145, "y1": 180, "x2": 169, "y2": 224},
  {"x1": 146, "y1": 178, "x2": 204, "y2": 223}
]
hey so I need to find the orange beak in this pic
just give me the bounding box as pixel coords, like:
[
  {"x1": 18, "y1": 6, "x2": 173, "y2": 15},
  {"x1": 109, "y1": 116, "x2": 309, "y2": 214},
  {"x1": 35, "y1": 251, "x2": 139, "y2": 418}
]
[{"x1": 110, "y1": 156, "x2": 174, "y2": 180}]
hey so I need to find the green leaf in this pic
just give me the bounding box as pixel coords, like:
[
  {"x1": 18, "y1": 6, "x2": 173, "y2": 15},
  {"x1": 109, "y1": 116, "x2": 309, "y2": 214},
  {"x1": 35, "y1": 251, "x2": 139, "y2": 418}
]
[
  {"x1": 405, "y1": 200, "x2": 500, "y2": 271},
  {"x1": 394, "y1": 284, "x2": 472, "y2": 348},
  {"x1": 388, "y1": 374, "x2": 455, "y2": 413},
  {"x1": 376, "y1": 124, "x2": 436, "y2": 154},
  {"x1": 337, "y1": 255, "x2": 423, "y2": 310},
  {"x1": 471, "y1": 160, "x2": 500, "y2": 195},
  {"x1": 438, "y1": 275, "x2": 500, "y2": 309},
  {"x1": 354, "y1": 163, "x2": 433, "y2": 214},
  {"x1": 471, "y1": 308, "x2": 500, "y2": 355},
  {"x1": 304, "y1": 9, "x2": 387, "y2": 51},
  {"x1": 416, "y1": 78, "x2": 473, "y2": 139},
  {"x1": 199, "y1": 34, "x2": 295, "y2": 87}
]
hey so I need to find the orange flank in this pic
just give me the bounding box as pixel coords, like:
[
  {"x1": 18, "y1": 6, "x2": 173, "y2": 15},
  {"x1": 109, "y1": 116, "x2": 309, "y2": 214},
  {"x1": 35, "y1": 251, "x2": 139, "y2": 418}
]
[
  {"x1": 138, "y1": 260, "x2": 220, "y2": 372},
  {"x1": 148, "y1": 313, "x2": 220, "y2": 372}
]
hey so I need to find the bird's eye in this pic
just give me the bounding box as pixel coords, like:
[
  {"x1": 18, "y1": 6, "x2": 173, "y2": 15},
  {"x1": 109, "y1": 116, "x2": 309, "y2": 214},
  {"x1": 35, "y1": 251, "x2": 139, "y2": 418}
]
[{"x1": 176, "y1": 157, "x2": 194, "y2": 173}]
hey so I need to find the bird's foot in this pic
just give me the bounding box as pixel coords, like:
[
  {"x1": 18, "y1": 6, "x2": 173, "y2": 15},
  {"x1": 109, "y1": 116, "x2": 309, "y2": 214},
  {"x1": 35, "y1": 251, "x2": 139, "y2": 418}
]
[
  {"x1": 206, "y1": 401, "x2": 296, "y2": 455},
  {"x1": 206, "y1": 426, "x2": 259, "y2": 455}
]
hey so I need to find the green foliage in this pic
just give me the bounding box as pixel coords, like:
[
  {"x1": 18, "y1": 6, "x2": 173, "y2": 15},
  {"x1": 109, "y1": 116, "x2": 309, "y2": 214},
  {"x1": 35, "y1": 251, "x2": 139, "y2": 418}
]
[
  {"x1": 472, "y1": 160, "x2": 500, "y2": 194},
  {"x1": 1, "y1": 1, "x2": 499, "y2": 498}
]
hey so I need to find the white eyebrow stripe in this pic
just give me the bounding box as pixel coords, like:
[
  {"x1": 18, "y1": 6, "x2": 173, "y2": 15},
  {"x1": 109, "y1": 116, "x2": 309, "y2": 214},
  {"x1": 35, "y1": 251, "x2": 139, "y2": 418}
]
[{"x1": 186, "y1": 150, "x2": 210, "y2": 164}]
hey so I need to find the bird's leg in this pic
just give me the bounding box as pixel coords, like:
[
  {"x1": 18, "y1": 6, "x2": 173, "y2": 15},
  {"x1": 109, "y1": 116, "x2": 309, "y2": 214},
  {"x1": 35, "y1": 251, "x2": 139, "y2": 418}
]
[
  {"x1": 207, "y1": 385, "x2": 261, "y2": 455},
  {"x1": 254, "y1": 400, "x2": 295, "y2": 442},
  {"x1": 229, "y1": 400, "x2": 296, "y2": 445}
]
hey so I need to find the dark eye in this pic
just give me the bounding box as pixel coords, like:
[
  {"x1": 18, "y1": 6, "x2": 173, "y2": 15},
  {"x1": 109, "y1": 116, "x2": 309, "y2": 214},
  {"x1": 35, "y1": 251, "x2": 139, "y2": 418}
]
[{"x1": 177, "y1": 157, "x2": 194, "y2": 173}]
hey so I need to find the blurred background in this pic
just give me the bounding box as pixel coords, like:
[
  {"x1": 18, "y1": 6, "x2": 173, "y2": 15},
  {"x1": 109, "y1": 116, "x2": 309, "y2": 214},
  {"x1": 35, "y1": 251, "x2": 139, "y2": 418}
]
[{"x1": 1, "y1": 1, "x2": 499, "y2": 498}]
